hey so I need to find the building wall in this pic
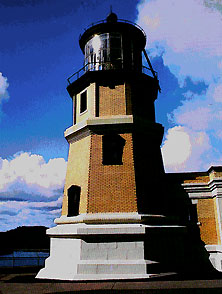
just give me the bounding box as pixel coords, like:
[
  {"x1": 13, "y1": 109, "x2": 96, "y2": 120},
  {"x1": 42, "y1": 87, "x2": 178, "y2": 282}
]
[
  {"x1": 75, "y1": 83, "x2": 96, "y2": 124},
  {"x1": 87, "y1": 133, "x2": 137, "y2": 213},
  {"x1": 61, "y1": 135, "x2": 91, "y2": 215},
  {"x1": 99, "y1": 84, "x2": 126, "y2": 116},
  {"x1": 63, "y1": 77, "x2": 163, "y2": 216},
  {"x1": 197, "y1": 198, "x2": 220, "y2": 245},
  {"x1": 183, "y1": 176, "x2": 209, "y2": 184},
  {"x1": 167, "y1": 167, "x2": 222, "y2": 247}
]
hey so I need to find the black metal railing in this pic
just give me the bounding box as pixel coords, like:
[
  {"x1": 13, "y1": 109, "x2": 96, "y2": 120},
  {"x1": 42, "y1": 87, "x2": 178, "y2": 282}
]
[
  {"x1": 142, "y1": 66, "x2": 158, "y2": 77},
  {"x1": 67, "y1": 62, "x2": 155, "y2": 85}
]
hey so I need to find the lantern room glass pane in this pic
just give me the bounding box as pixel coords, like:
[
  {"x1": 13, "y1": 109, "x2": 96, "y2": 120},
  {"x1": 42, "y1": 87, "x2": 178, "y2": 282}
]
[{"x1": 84, "y1": 33, "x2": 123, "y2": 70}]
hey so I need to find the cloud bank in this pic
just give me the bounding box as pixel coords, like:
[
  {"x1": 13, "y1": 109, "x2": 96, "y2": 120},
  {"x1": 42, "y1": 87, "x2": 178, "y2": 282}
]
[
  {"x1": 0, "y1": 72, "x2": 9, "y2": 119},
  {"x1": 0, "y1": 152, "x2": 67, "y2": 231},
  {"x1": 0, "y1": 72, "x2": 9, "y2": 101},
  {"x1": 137, "y1": 0, "x2": 222, "y2": 172}
]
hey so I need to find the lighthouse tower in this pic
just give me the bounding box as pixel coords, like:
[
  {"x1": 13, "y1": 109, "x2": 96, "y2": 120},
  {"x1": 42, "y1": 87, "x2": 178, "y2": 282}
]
[
  {"x1": 37, "y1": 13, "x2": 186, "y2": 280},
  {"x1": 63, "y1": 12, "x2": 165, "y2": 218}
]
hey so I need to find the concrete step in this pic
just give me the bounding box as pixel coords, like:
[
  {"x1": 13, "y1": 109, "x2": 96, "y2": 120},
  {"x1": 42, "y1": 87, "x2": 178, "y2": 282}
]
[{"x1": 77, "y1": 259, "x2": 167, "y2": 275}]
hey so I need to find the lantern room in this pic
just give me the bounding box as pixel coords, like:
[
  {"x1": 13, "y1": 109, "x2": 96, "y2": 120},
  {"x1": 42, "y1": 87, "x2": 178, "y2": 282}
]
[{"x1": 79, "y1": 12, "x2": 146, "y2": 72}]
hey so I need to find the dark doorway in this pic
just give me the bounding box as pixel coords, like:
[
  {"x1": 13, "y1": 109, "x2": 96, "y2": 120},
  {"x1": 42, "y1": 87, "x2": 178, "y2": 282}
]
[{"x1": 67, "y1": 185, "x2": 81, "y2": 217}]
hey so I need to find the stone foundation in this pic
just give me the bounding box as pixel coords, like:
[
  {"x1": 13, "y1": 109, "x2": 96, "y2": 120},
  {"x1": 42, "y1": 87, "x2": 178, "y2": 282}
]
[
  {"x1": 206, "y1": 245, "x2": 222, "y2": 272},
  {"x1": 36, "y1": 214, "x2": 187, "y2": 280}
]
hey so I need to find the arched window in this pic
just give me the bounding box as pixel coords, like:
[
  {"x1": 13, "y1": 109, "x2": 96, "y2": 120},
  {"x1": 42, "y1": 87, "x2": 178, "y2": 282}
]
[
  {"x1": 67, "y1": 185, "x2": 81, "y2": 217},
  {"x1": 102, "y1": 134, "x2": 125, "y2": 165}
]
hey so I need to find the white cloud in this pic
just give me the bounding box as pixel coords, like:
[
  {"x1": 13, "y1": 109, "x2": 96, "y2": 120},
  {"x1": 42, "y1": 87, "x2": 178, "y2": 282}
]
[
  {"x1": 0, "y1": 205, "x2": 60, "y2": 232},
  {"x1": 0, "y1": 72, "x2": 9, "y2": 102},
  {"x1": 173, "y1": 105, "x2": 211, "y2": 131},
  {"x1": 161, "y1": 126, "x2": 219, "y2": 172},
  {"x1": 137, "y1": 0, "x2": 222, "y2": 171},
  {"x1": 0, "y1": 152, "x2": 66, "y2": 231},
  {"x1": 138, "y1": 0, "x2": 222, "y2": 55},
  {"x1": 138, "y1": 0, "x2": 222, "y2": 83},
  {"x1": 161, "y1": 126, "x2": 192, "y2": 168},
  {"x1": 164, "y1": 88, "x2": 222, "y2": 171},
  {"x1": 0, "y1": 72, "x2": 9, "y2": 119},
  {"x1": 170, "y1": 85, "x2": 222, "y2": 132},
  {"x1": 0, "y1": 152, "x2": 67, "y2": 198},
  {"x1": 213, "y1": 84, "x2": 222, "y2": 102}
]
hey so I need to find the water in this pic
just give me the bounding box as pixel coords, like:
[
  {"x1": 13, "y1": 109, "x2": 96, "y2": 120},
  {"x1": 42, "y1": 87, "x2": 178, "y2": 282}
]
[{"x1": 0, "y1": 250, "x2": 49, "y2": 267}]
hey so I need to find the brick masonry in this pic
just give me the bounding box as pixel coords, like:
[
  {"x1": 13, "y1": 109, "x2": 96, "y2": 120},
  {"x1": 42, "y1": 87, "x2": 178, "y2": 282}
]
[
  {"x1": 99, "y1": 84, "x2": 126, "y2": 116},
  {"x1": 62, "y1": 78, "x2": 164, "y2": 216},
  {"x1": 87, "y1": 133, "x2": 137, "y2": 213},
  {"x1": 197, "y1": 198, "x2": 219, "y2": 245},
  {"x1": 62, "y1": 135, "x2": 91, "y2": 215}
]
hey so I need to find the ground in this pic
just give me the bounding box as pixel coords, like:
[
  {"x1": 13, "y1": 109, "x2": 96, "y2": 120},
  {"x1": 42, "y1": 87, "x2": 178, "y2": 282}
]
[{"x1": 1, "y1": 268, "x2": 222, "y2": 293}]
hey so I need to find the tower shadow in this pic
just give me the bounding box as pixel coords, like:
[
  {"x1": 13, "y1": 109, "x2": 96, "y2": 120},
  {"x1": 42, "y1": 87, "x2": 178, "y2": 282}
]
[{"x1": 141, "y1": 173, "x2": 221, "y2": 278}]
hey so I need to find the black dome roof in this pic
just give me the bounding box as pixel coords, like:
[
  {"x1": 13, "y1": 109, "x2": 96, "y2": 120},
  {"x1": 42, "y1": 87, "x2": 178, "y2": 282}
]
[{"x1": 106, "y1": 12, "x2": 118, "y2": 22}]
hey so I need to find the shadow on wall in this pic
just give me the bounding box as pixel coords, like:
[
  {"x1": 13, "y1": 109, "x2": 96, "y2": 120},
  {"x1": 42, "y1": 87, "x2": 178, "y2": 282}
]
[
  {"x1": 142, "y1": 173, "x2": 219, "y2": 277},
  {"x1": 143, "y1": 224, "x2": 217, "y2": 277}
]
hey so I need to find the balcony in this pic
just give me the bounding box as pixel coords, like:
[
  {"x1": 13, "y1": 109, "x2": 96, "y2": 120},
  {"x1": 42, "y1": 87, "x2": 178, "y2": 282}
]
[{"x1": 67, "y1": 62, "x2": 156, "y2": 85}]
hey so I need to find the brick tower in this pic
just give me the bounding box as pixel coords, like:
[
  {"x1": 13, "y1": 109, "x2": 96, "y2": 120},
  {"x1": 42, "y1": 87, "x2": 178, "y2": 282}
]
[
  {"x1": 62, "y1": 12, "x2": 165, "y2": 218},
  {"x1": 37, "y1": 13, "x2": 186, "y2": 281}
]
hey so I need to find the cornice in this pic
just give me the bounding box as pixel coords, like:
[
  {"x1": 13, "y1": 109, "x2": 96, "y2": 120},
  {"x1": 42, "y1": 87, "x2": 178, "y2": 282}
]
[
  {"x1": 64, "y1": 115, "x2": 164, "y2": 143},
  {"x1": 182, "y1": 177, "x2": 222, "y2": 199}
]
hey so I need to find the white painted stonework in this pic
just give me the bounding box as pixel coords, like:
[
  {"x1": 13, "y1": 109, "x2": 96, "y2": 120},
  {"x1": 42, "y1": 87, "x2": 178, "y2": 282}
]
[
  {"x1": 205, "y1": 245, "x2": 222, "y2": 272},
  {"x1": 36, "y1": 214, "x2": 185, "y2": 280}
]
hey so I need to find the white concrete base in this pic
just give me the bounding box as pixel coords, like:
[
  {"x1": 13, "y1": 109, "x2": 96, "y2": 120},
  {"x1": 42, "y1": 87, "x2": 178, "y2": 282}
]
[
  {"x1": 36, "y1": 218, "x2": 186, "y2": 281},
  {"x1": 205, "y1": 245, "x2": 222, "y2": 272}
]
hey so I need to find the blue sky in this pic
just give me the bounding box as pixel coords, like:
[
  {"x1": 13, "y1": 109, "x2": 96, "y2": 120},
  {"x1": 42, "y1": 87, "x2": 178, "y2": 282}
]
[{"x1": 0, "y1": 0, "x2": 222, "y2": 231}]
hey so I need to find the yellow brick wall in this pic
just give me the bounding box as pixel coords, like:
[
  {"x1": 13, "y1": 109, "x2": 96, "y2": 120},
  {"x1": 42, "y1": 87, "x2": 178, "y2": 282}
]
[
  {"x1": 197, "y1": 198, "x2": 220, "y2": 245},
  {"x1": 183, "y1": 176, "x2": 209, "y2": 184},
  {"x1": 99, "y1": 84, "x2": 126, "y2": 116},
  {"x1": 61, "y1": 135, "x2": 91, "y2": 215},
  {"x1": 87, "y1": 133, "x2": 137, "y2": 213}
]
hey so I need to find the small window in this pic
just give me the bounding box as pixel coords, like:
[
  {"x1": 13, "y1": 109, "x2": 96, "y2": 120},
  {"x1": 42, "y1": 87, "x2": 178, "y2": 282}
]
[
  {"x1": 73, "y1": 95, "x2": 77, "y2": 124},
  {"x1": 80, "y1": 91, "x2": 87, "y2": 113},
  {"x1": 102, "y1": 134, "x2": 125, "y2": 165},
  {"x1": 67, "y1": 185, "x2": 81, "y2": 217}
]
